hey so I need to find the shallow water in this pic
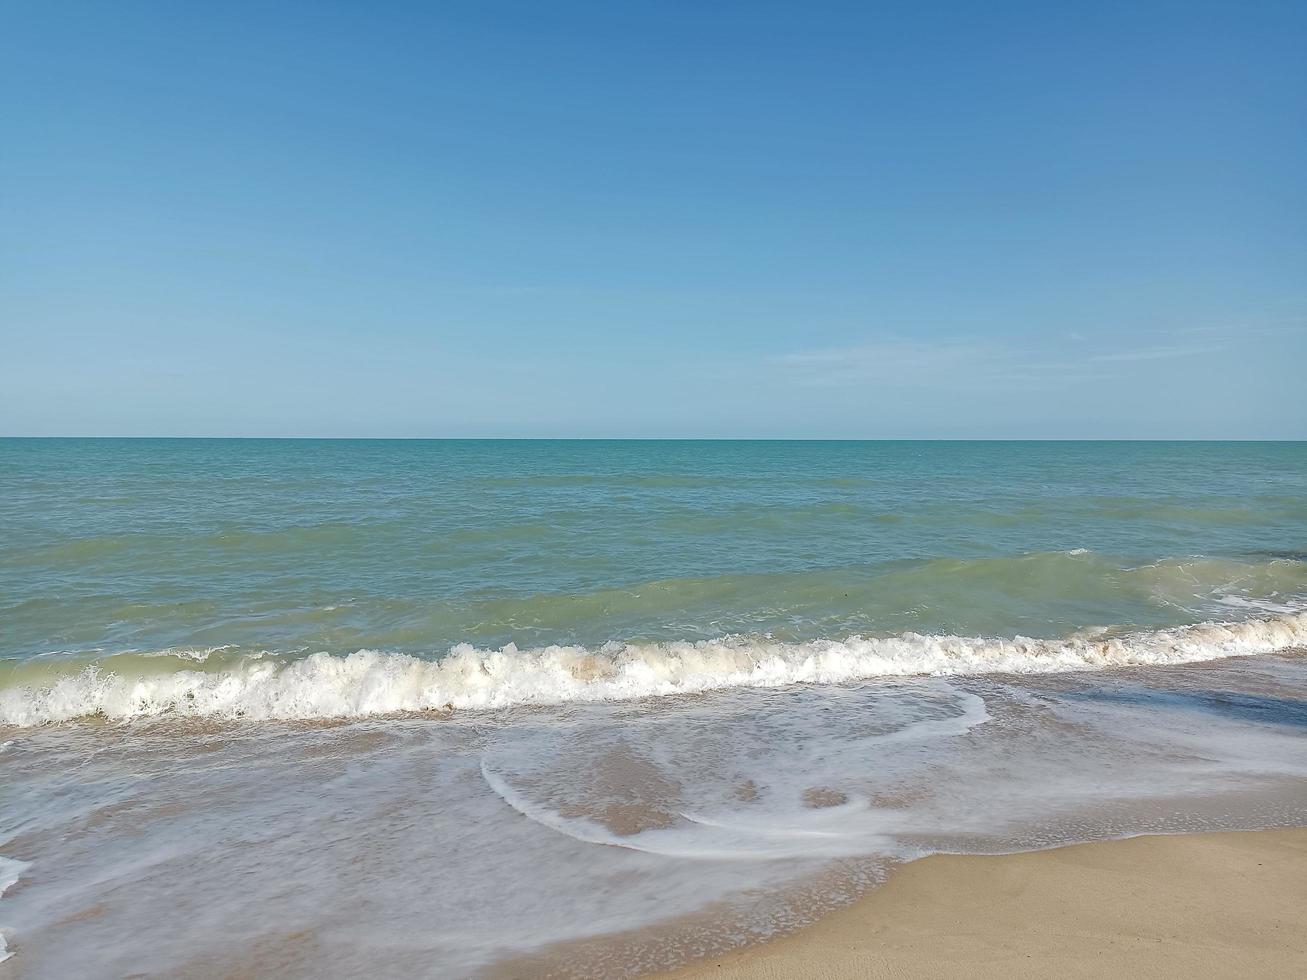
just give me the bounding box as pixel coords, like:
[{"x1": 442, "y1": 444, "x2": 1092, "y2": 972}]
[
  {"x1": 1, "y1": 439, "x2": 1306, "y2": 975},
  {"x1": 3, "y1": 654, "x2": 1305, "y2": 977}
]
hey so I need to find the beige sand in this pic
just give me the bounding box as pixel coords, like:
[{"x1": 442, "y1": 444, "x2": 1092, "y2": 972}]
[{"x1": 660, "y1": 828, "x2": 1307, "y2": 980}]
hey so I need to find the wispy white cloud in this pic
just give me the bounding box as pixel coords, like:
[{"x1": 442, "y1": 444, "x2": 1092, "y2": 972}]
[
  {"x1": 773, "y1": 329, "x2": 1237, "y2": 389},
  {"x1": 776, "y1": 338, "x2": 990, "y2": 370},
  {"x1": 1086, "y1": 343, "x2": 1226, "y2": 363},
  {"x1": 771, "y1": 336, "x2": 1106, "y2": 390}
]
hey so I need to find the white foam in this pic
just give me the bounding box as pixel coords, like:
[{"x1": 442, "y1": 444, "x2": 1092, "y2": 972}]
[
  {"x1": 479, "y1": 687, "x2": 992, "y2": 861},
  {"x1": 0, "y1": 859, "x2": 28, "y2": 898},
  {"x1": 139, "y1": 645, "x2": 234, "y2": 662},
  {"x1": 1, "y1": 612, "x2": 1305, "y2": 726},
  {"x1": 0, "y1": 856, "x2": 29, "y2": 964},
  {"x1": 1214, "y1": 594, "x2": 1302, "y2": 615}
]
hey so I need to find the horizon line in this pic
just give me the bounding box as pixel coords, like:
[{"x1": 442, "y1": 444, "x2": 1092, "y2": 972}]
[{"x1": 3, "y1": 436, "x2": 1305, "y2": 443}]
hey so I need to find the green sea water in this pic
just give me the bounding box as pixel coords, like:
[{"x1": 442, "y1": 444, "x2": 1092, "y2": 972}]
[
  {"x1": 2, "y1": 439, "x2": 1306, "y2": 722},
  {"x1": 4, "y1": 439, "x2": 1306, "y2": 654}
]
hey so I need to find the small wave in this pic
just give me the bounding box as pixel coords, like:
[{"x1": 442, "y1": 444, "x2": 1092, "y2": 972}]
[
  {"x1": 2, "y1": 612, "x2": 1305, "y2": 726},
  {"x1": 139, "y1": 645, "x2": 236, "y2": 663}
]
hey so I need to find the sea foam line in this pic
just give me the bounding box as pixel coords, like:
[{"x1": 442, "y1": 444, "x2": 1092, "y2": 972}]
[{"x1": 1, "y1": 612, "x2": 1304, "y2": 726}]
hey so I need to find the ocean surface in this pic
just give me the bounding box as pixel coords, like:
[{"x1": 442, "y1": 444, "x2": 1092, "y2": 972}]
[{"x1": 2, "y1": 439, "x2": 1306, "y2": 976}]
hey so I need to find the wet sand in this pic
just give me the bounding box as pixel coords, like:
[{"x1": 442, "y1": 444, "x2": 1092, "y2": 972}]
[{"x1": 659, "y1": 828, "x2": 1307, "y2": 980}]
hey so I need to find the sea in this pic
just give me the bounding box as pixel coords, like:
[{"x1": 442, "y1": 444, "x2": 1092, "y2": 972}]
[{"x1": 2, "y1": 439, "x2": 1305, "y2": 976}]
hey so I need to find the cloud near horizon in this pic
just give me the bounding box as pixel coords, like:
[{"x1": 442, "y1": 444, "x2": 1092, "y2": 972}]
[{"x1": 772, "y1": 331, "x2": 1235, "y2": 390}]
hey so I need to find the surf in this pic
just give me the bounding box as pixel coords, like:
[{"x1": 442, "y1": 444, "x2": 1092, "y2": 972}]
[{"x1": 3, "y1": 610, "x2": 1304, "y2": 726}]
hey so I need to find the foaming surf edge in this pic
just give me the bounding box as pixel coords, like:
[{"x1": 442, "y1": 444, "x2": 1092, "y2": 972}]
[{"x1": 2, "y1": 611, "x2": 1305, "y2": 726}]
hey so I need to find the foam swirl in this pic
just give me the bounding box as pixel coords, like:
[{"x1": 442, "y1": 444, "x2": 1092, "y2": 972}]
[{"x1": 1, "y1": 612, "x2": 1304, "y2": 726}]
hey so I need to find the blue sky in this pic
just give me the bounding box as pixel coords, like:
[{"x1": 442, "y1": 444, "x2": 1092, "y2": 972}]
[{"x1": 3, "y1": 1, "x2": 1305, "y2": 437}]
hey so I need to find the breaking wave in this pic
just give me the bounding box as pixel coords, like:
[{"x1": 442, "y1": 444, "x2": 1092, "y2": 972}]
[{"x1": 2, "y1": 612, "x2": 1305, "y2": 726}]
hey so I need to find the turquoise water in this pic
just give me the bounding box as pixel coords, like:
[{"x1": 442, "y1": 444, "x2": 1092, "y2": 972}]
[
  {"x1": 3, "y1": 439, "x2": 1306, "y2": 658},
  {"x1": 2, "y1": 439, "x2": 1307, "y2": 723},
  {"x1": 3, "y1": 439, "x2": 1307, "y2": 976}
]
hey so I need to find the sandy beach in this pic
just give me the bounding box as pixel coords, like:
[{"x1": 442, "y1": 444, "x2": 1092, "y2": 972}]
[{"x1": 659, "y1": 828, "x2": 1307, "y2": 980}]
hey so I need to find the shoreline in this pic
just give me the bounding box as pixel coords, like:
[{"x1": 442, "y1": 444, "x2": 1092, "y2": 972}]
[{"x1": 653, "y1": 827, "x2": 1307, "y2": 979}]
